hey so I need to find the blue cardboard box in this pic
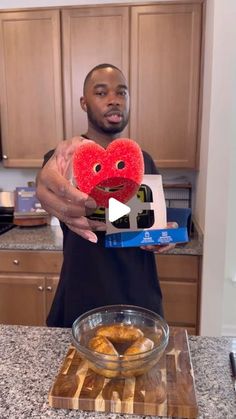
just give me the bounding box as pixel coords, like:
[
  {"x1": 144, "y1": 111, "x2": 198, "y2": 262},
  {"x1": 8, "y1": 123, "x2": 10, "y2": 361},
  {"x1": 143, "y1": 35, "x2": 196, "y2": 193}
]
[{"x1": 105, "y1": 227, "x2": 189, "y2": 248}]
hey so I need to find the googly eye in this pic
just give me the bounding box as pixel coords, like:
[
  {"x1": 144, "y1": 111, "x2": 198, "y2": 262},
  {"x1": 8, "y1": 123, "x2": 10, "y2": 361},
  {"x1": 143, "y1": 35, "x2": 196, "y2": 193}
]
[
  {"x1": 93, "y1": 163, "x2": 101, "y2": 173},
  {"x1": 116, "y1": 160, "x2": 125, "y2": 170}
]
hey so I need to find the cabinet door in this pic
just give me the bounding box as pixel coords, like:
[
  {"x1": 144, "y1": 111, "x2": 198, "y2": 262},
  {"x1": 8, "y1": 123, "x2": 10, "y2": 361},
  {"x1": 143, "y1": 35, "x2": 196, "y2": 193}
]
[
  {"x1": 0, "y1": 250, "x2": 63, "y2": 274},
  {"x1": 45, "y1": 275, "x2": 59, "y2": 320},
  {"x1": 0, "y1": 10, "x2": 63, "y2": 167},
  {"x1": 157, "y1": 254, "x2": 199, "y2": 281},
  {"x1": 156, "y1": 254, "x2": 201, "y2": 333},
  {"x1": 62, "y1": 7, "x2": 129, "y2": 138},
  {"x1": 160, "y1": 280, "x2": 198, "y2": 326},
  {"x1": 130, "y1": 3, "x2": 202, "y2": 168},
  {"x1": 0, "y1": 273, "x2": 45, "y2": 326}
]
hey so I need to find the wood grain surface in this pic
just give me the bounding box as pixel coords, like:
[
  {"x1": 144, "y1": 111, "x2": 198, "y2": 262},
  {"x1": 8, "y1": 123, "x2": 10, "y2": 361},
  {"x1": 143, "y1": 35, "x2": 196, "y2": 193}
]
[{"x1": 48, "y1": 328, "x2": 198, "y2": 418}]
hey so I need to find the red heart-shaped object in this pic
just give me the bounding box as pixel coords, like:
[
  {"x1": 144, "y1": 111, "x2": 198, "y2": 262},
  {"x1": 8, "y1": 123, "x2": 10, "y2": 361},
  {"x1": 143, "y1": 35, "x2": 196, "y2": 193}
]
[{"x1": 73, "y1": 138, "x2": 144, "y2": 207}]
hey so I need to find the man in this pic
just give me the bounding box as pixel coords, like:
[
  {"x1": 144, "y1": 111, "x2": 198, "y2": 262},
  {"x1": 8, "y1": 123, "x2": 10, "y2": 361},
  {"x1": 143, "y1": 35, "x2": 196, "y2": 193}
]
[{"x1": 36, "y1": 64, "x2": 174, "y2": 327}]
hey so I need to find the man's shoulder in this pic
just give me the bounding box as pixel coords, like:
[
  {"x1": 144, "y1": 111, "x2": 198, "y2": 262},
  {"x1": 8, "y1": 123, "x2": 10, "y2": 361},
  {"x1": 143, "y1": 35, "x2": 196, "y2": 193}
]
[
  {"x1": 142, "y1": 149, "x2": 153, "y2": 162},
  {"x1": 43, "y1": 149, "x2": 55, "y2": 166},
  {"x1": 142, "y1": 149, "x2": 159, "y2": 174}
]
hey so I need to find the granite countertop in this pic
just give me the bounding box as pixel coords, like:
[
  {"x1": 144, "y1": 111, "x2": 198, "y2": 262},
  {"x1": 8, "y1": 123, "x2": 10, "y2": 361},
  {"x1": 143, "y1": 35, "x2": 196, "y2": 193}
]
[
  {"x1": 0, "y1": 324, "x2": 235, "y2": 419},
  {"x1": 0, "y1": 225, "x2": 63, "y2": 251},
  {"x1": 0, "y1": 225, "x2": 202, "y2": 255}
]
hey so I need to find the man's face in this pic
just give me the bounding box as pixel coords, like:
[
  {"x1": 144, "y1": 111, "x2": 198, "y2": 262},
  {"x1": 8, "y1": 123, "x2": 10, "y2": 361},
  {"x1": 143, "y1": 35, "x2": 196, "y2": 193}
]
[{"x1": 81, "y1": 67, "x2": 130, "y2": 135}]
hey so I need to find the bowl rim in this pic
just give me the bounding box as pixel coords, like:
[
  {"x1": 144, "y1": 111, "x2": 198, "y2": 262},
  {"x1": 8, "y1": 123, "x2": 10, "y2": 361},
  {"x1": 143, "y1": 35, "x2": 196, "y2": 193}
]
[{"x1": 71, "y1": 304, "x2": 169, "y2": 362}]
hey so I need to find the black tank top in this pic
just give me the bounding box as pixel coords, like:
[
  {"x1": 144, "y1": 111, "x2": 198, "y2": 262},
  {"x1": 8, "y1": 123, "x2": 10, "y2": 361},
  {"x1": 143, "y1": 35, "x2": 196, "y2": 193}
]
[{"x1": 44, "y1": 148, "x2": 163, "y2": 327}]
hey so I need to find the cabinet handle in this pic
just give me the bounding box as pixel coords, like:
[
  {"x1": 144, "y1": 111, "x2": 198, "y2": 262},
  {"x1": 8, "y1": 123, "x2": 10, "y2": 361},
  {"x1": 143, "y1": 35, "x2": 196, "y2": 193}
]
[
  {"x1": 3, "y1": 155, "x2": 8, "y2": 160},
  {"x1": 37, "y1": 286, "x2": 44, "y2": 291},
  {"x1": 13, "y1": 259, "x2": 19, "y2": 265},
  {"x1": 46, "y1": 286, "x2": 52, "y2": 291}
]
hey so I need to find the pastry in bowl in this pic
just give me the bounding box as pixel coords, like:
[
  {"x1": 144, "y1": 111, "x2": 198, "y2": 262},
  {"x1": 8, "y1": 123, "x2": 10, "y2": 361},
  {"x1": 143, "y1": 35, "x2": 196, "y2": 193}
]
[
  {"x1": 72, "y1": 304, "x2": 169, "y2": 378},
  {"x1": 96, "y1": 324, "x2": 143, "y2": 343}
]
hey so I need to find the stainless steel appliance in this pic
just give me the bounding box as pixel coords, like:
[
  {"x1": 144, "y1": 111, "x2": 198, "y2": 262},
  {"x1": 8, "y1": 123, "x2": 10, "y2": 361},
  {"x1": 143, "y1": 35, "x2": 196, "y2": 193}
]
[{"x1": 0, "y1": 191, "x2": 15, "y2": 235}]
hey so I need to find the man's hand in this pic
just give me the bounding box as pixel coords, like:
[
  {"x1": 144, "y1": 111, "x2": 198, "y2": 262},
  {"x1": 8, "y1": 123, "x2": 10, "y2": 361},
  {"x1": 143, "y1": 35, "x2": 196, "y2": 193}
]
[
  {"x1": 140, "y1": 222, "x2": 178, "y2": 253},
  {"x1": 36, "y1": 137, "x2": 106, "y2": 243}
]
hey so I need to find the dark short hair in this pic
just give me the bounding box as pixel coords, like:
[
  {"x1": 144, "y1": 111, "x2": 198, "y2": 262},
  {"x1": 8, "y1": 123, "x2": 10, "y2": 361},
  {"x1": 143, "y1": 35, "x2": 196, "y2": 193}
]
[{"x1": 83, "y1": 63, "x2": 125, "y2": 95}]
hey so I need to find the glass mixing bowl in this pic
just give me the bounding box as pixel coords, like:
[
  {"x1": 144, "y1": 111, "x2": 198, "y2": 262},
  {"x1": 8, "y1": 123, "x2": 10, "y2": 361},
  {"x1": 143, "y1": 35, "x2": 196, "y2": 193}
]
[{"x1": 72, "y1": 304, "x2": 169, "y2": 378}]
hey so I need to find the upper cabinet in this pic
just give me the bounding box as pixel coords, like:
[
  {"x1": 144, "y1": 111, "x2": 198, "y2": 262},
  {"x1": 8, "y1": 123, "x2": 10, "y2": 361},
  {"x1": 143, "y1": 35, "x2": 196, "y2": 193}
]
[
  {"x1": 0, "y1": 2, "x2": 204, "y2": 169},
  {"x1": 130, "y1": 3, "x2": 203, "y2": 168},
  {"x1": 0, "y1": 10, "x2": 63, "y2": 167},
  {"x1": 62, "y1": 7, "x2": 129, "y2": 139}
]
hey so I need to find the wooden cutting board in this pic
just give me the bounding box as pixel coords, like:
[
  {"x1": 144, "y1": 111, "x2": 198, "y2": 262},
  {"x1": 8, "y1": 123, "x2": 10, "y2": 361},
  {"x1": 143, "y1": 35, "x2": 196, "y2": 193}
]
[{"x1": 49, "y1": 328, "x2": 198, "y2": 418}]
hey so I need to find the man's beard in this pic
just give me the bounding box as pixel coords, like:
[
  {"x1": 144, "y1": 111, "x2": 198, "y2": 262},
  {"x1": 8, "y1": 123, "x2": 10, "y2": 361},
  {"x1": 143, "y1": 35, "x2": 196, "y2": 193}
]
[{"x1": 87, "y1": 106, "x2": 129, "y2": 135}]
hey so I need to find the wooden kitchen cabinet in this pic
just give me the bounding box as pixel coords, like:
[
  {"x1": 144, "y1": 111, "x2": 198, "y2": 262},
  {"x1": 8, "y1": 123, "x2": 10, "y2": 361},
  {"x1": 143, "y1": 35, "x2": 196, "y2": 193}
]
[
  {"x1": 62, "y1": 2, "x2": 203, "y2": 166},
  {"x1": 156, "y1": 254, "x2": 202, "y2": 334},
  {"x1": 62, "y1": 6, "x2": 129, "y2": 138},
  {"x1": 0, "y1": 274, "x2": 45, "y2": 326},
  {"x1": 0, "y1": 10, "x2": 63, "y2": 167},
  {"x1": 0, "y1": 2, "x2": 204, "y2": 168},
  {"x1": 0, "y1": 248, "x2": 201, "y2": 330},
  {"x1": 130, "y1": 3, "x2": 203, "y2": 168},
  {"x1": 0, "y1": 250, "x2": 62, "y2": 326}
]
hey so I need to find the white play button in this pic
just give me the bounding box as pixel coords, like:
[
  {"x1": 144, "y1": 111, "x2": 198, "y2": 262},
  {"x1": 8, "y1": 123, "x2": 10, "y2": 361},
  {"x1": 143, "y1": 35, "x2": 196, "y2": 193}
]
[{"x1": 108, "y1": 198, "x2": 131, "y2": 222}]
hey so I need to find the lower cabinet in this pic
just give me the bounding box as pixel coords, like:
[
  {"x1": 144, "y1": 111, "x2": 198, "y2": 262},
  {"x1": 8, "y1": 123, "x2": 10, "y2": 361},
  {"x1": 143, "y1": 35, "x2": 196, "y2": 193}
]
[
  {"x1": 0, "y1": 250, "x2": 62, "y2": 326},
  {"x1": 156, "y1": 254, "x2": 202, "y2": 335},
  {"x1": 0, "y1": 250, "x2": 201, "y2": 332}
]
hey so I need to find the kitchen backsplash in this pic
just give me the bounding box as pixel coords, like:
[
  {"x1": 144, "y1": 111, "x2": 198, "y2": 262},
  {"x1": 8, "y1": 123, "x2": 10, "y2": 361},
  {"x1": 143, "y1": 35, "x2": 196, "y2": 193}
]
[
  {"x1": 0, "y1": 164, "x2": 38, "y2": 192},
  {"x1": 0, "y1": 164, "x2": 196, "y2": 209}
]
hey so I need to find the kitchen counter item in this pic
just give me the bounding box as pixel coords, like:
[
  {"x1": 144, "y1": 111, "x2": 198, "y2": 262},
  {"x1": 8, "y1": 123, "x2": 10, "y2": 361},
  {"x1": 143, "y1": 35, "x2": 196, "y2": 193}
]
[
  {"x1": 229, "y1": 351, "x2": 236, "y2": 391},
  {"x1": 163, "y1": 183, "x2": 192, "y2": 208},
  {"x1": 167, "y1": 207, "x2": 192, "y2": 235},
  {"x1": 0, "y1": 191, "x2": 14, "y2": 230},
  {"x1": 13, "y1": 216, "x2": 49, "y2": 226},
  {"x1": 0, "y1": 223, "x2": 15, "y2": 235},
  {"x1": 71, "y1": 304, "x2": 169, "y2": 379},
  {"x1": 0, "y1": 324, "x2": 235, "y2": 419},
  {"x1": 0, "y1": 191, "x2": 14, "y2": 208},
  {"x1": 49, "y1": 327, "x2": 197, "y2": 417}
]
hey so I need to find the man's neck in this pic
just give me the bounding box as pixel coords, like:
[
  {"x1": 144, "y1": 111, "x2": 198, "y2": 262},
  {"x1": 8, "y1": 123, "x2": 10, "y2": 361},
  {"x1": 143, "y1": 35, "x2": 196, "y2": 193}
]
[{"x1": 83, "y1": 129, "x2": 121, "y2": 148}]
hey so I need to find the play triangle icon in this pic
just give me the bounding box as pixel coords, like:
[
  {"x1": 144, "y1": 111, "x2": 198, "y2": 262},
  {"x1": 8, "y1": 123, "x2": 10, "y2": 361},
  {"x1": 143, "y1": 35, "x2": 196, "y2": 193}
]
[{"x1": 108, "y1": 198, "x2": 131, "y2": 222}]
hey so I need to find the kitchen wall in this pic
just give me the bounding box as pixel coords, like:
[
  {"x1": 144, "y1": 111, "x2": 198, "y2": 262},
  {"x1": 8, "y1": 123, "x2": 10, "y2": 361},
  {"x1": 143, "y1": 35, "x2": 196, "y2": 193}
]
[
  {"x1": 217, "y1": 0, "x2": 236, "y2": 336},
  {"x1": 0, "y1": 165, "x2": 37, "y2": 190}
]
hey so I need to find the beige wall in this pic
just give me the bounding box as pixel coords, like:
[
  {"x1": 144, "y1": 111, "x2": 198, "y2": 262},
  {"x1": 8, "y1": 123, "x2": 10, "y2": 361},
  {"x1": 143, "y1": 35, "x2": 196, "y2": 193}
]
[
  {"x1": 222, "y1": 4, "x2": 236, "y2": 334},
  {"x1": 197, "y1": 0, "x2": 236, "y2": 335}
]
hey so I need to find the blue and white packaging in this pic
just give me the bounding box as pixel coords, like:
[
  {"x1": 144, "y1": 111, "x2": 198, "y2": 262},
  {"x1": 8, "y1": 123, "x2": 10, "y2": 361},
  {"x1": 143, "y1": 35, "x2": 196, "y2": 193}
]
[{"x1": 105, "y1": 175, "x2": 189, "y2": 248}]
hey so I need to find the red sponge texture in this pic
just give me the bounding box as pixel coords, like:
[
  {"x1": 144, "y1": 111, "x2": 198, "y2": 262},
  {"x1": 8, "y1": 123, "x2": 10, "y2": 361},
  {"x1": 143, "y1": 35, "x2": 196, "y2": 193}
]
[{"x1": 73, "y1": 138, "x2": 144, "y2": 207}]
